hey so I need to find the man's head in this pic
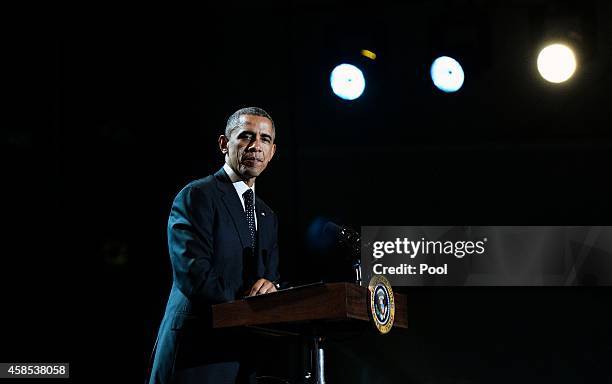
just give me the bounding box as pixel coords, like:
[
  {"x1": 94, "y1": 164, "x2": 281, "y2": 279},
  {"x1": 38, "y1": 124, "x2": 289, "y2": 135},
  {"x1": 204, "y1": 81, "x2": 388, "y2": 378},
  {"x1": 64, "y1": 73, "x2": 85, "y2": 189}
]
[{"x1": 219, "y1": 107, "x2": 276, "y2": 185}]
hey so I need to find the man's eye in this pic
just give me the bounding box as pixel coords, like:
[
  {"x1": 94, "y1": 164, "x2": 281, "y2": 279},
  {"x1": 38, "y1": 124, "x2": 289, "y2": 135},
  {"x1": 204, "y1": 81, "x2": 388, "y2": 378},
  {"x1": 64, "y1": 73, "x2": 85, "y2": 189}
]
[{"x1": 262, "y1": 138, "x2": 271, "y2": 143}]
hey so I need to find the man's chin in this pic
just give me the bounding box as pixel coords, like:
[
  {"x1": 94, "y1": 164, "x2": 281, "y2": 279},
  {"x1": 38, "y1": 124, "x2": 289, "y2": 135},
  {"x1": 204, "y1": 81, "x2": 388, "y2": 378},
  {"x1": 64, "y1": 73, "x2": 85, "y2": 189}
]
[{"x1": 238, "y1": 166, "x2": 262, "y2": 179}]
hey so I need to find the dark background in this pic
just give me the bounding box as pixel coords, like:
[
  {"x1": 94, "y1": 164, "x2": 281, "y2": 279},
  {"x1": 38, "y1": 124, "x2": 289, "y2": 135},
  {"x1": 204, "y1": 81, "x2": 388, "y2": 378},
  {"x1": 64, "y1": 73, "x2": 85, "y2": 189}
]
[{"x1": 3, "y1": 1, "x2": 611, "y2": 382}]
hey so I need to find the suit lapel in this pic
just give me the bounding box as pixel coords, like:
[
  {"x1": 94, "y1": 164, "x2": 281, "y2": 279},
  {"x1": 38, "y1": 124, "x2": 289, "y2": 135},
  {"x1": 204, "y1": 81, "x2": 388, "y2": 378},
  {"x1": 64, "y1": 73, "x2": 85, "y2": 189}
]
[
  {"x1": 255, "y1": 200, "x2": 276, "y2": 279},
  {"x1": 214, "y1": 168, "x2": 251, "y2": 250},
  {"x1": 255, "y1": 200, "x2": 269, "y2": 252}
]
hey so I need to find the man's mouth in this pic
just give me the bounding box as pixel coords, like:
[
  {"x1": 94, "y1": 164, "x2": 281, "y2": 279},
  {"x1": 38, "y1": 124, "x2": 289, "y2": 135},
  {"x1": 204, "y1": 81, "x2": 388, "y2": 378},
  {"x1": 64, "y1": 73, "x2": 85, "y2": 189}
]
[{"x1": 242, "y1": 158, "x2": 262, "y2": 165}]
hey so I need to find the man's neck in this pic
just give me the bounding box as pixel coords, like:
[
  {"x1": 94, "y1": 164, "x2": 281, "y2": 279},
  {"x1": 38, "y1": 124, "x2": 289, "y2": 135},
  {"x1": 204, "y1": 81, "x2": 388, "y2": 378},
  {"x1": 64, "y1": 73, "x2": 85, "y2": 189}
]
[{"x1": 223, "y1": 163, "x2": 255, "y2": 188}]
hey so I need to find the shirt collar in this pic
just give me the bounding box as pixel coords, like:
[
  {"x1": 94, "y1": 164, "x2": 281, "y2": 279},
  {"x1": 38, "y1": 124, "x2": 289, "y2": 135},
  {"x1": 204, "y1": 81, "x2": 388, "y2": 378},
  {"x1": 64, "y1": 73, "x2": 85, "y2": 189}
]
[{"x1": 223, "y1": 163, "x2": 255, "y2": 196}]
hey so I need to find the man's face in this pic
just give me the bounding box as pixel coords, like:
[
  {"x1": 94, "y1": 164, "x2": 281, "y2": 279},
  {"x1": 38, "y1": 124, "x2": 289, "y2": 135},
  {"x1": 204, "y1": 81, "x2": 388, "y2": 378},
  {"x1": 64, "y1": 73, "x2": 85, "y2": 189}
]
[{"x1": 219, "y1": 114, "x2": 276, "y2": 180}]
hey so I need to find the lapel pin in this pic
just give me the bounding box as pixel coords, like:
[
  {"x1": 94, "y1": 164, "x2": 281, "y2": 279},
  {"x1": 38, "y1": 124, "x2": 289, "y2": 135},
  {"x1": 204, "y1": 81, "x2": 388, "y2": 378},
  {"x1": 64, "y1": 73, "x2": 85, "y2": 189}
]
[{"x1": 261, "y1": 212, "x2": 265, "y2": 216}]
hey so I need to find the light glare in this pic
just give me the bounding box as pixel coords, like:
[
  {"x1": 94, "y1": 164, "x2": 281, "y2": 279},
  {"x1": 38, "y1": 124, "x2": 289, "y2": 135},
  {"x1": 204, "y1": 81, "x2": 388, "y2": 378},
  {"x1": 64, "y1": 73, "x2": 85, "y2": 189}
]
[
  {"x1": 537, "y1": 44, "x2": 577, "y2": 83},
  {"x1": 430, "y1": 56, "x2": 465, "y2": 93},
  {"x1": 330, "y1": 63, "x2": 366, "y2": 100}
]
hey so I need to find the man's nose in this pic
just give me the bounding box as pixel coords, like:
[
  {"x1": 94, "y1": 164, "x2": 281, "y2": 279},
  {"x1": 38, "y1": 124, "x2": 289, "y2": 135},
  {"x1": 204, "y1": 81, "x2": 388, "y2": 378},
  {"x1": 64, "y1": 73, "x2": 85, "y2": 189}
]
[{"x1": 247, "y1": 136, "x2": 262, "y2": 151}]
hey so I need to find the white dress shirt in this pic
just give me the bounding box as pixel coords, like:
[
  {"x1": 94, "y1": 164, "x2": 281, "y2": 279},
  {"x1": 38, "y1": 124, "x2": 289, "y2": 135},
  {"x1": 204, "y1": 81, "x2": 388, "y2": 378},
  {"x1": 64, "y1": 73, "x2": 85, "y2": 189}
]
[{"x1": 223, "y1": 163, "x2": 257, "y2": 229}]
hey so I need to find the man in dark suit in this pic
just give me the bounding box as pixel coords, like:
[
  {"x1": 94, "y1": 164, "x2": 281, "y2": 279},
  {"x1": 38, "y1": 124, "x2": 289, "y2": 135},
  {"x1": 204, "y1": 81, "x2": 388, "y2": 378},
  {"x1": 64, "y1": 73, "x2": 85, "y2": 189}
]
[{"x1": 149, "y1": 107, "x2": 280, "y2": 384}]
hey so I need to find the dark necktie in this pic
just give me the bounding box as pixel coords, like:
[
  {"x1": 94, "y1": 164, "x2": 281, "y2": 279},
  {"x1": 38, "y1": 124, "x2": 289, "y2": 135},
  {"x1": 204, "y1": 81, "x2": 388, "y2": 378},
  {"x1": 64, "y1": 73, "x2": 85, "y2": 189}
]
[{"x1": 243, "y1": 189, "x2": 256, "y2": 248}]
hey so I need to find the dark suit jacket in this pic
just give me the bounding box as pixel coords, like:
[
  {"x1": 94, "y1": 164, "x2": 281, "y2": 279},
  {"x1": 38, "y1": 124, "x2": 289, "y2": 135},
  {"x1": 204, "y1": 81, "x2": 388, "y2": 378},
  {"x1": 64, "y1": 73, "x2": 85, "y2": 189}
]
[{"x1": 149, "y1": 167, "x2": 280, "y2": 384}]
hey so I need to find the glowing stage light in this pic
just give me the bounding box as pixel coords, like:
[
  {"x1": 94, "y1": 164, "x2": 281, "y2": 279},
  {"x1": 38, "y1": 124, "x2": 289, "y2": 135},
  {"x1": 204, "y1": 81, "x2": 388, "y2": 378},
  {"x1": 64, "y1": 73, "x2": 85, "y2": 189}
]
[
  {"x1": 537, "y1": 43, "x2": 577, "y2": 83},
  {"x1": 330, "y1": 63, "x2": 366, "y2": 100},
  {"x1": 430, "y1": 56, "x2": 465, "y2": 93},
  {"x1": 360, "y1": 49, "x2": 377, "y2": 60}
]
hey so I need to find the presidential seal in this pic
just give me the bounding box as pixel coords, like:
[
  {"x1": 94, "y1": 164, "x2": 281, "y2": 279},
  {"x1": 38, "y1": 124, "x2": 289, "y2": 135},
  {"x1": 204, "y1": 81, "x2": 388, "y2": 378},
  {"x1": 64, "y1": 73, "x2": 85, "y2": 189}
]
[{"x1": 368, "y1": 275, "x2": 395, "y2": 334}]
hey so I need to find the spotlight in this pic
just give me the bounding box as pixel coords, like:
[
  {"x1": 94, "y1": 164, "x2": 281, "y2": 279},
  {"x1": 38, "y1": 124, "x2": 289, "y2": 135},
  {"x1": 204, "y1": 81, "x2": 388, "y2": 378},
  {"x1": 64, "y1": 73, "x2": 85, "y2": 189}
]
[
  {"x1": 537, "y1": 43, "x2": 577, "y2": 83},
  {"x1": 430, "y1": 56, "x2": 465, "y2": 93},
  {"x1": 330, "y1": 63, "x2": 366, "y2": 101},
  {"x1": 360, "y1": 49, "x2": 377, "y2": 60}
]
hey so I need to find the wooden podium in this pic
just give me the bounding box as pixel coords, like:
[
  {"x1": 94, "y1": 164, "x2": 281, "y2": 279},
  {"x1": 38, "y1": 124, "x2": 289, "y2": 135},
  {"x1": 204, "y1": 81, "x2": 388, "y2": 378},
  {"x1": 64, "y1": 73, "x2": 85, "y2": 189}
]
[{"x1": 212, "y1": 282, "x2": 407, "y2": 383}]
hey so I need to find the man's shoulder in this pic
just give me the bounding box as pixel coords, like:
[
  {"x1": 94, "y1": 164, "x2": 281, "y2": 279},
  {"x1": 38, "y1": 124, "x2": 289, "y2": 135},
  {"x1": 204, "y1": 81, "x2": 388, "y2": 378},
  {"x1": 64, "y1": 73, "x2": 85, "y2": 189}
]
[
  {"x1": 174, "y1": 172, "x2": 222, "y2": 201},
  {"x1": 184, "y1": 174, "x2": 217, "y2": 192}
]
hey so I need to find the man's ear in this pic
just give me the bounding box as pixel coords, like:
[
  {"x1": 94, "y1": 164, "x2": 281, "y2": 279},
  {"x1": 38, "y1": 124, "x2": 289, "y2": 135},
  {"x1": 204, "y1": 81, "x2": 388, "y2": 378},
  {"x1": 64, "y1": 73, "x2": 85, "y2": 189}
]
[{"x1": 218, "y1": 135, "x2": 229, "y2": 155}]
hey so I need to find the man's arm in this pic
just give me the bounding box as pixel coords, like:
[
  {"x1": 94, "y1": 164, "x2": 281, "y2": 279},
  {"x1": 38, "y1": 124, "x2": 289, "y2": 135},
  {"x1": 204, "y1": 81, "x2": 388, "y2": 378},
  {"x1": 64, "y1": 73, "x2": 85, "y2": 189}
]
[{"x1": 167, "y1": 184, "x2": 231, "y2": 304}]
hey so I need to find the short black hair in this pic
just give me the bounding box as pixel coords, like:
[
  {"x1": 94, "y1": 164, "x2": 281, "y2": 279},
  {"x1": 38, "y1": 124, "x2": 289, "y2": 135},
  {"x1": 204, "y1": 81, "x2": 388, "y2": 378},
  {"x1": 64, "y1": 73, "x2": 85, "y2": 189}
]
[{"x1": 225, "y1": 107, "x2": 276, "y2": 139}]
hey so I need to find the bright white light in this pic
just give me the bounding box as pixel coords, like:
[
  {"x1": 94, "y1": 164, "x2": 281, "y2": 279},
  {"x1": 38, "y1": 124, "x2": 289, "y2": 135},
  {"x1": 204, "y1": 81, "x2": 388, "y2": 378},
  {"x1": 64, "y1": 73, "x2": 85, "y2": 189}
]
[
  {"x1": 430, "y1": 56, "x2": 465, "y2": 93},
  {"x1": 330, "y1": 63, "x2": 366, "y2": 100},
  {"x1": 537, "y1": 43, "x2": 577, "y2": 83}
]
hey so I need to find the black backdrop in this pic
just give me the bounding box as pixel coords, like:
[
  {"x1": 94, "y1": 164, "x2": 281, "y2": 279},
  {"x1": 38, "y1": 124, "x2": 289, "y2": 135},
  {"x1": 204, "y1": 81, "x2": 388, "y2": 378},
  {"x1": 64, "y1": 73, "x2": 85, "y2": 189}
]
[{"x1": 3, "y1": 1, "x2": 612, "y2": 383}]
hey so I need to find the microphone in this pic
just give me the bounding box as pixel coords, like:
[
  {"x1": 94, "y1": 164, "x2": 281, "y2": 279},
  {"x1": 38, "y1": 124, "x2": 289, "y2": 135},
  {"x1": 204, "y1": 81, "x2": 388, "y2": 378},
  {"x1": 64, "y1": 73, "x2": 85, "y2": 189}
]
[
  {"x1": 322, "y1": 222, "x2": 361, "y2": 257},
  {"x1": 322, "y1": 221, "x2": 363, "y2": 284}
]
